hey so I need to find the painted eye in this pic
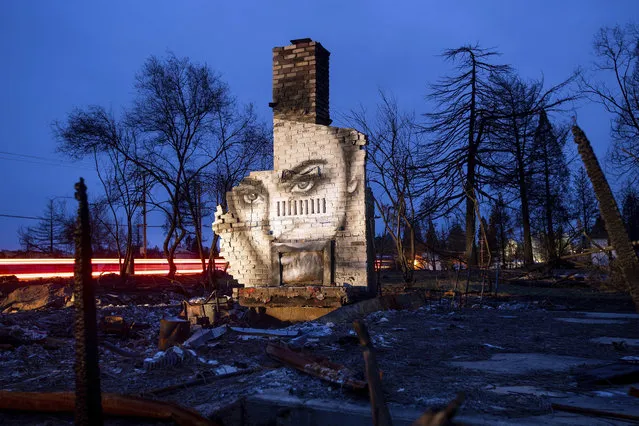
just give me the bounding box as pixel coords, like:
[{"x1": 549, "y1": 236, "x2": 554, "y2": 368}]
[
  {"x1": 242, "y1": 192, "x2": 261, "y2": 204},
  {"x1": 291, "y1": 176, "x2": 315, "y2": 193}
]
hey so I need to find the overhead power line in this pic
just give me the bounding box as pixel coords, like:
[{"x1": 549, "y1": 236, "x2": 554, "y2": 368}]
[
  {"x1": 0, "y1": 212, "x2": 171, "y2": 229},
  {"x1": 0, "y1": 150, "x2": 94, "y2": 171},
  {"x1": 0, "y1": 213, "x2": 44, "y2": 220}
]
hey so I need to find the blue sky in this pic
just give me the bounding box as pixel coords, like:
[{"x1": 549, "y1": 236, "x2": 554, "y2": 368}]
[{"x1": 1, "y1": 1, "x2": 637, "y2": 250}]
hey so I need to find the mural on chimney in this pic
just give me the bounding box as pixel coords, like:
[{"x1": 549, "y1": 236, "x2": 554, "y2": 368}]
[{"x1": 212, "y1": 39, "x2": 374, "y2": 293}]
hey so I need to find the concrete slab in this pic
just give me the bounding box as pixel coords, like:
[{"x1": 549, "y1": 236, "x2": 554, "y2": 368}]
[
  {"x1": 506, "y1": 413, "x2": 634, "y2": 425},
  {"x1": 449, "y1": 353, "x2": 607, "y2": 375},
  {"x1": 590, "y1": 337, "x2": 639, "y2": 347},
  {"x1": 208, "y1": 391, "x2": 634, "y2": 426},
  {"x1": 575, "y1": 312, "x2": 639, "y2": 320},
  {"x1": 556, "y1": 318, "x2": 628, "y2": 324},
  {"x1": 487, "y1": 385, "x2": 566, "y2": 397}
]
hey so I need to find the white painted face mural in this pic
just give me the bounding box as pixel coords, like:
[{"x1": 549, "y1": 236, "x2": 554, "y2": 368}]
[{"x1": 213, "y1": 121, "x2": 367, "y2": 287}]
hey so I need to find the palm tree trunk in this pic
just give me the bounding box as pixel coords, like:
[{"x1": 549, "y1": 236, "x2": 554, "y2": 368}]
[
  {"x1": 572, "y1": 125, "x2": 639, "y2": 312},
  {"x1": 73, "y1": 178, "x2": 103, "y2": 425}
]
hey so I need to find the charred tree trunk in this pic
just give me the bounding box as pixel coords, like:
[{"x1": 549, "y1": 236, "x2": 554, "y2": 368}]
[
  {"x1": 206, "y1": 232, "x2": 220, "y2": 292},
  {"x1": 162, "y1": 230, "x2": 175, "y2": 280},
  {"x1": 404, "y1": 220, "x2": 416, "y2": 284},
  {"x1": 572, "y1": 126, "x2": 639, "y2": 312},
  {"x1": 517, "y1": 158, "x2": 534, "y2": 266},
  {"x1": 464, "y1": 179, "x2": 477, "y2": 267},
  {"x1": 465, "y1": 146, "x2": 478, "y2": 267},
  {"x1": 542, "y1": 148, "x2": 557, "y2": 263},
  {"x1": 73, "y1": 178, "x2": 103, "y2": 425},
  {"x1": 465, "y1": 59, "x2": 478, "y2": 267}
]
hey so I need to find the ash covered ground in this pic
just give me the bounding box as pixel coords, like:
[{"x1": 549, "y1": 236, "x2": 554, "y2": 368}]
[{"x1": 0, "y1": 271, "x2": 638, "y2": 425}]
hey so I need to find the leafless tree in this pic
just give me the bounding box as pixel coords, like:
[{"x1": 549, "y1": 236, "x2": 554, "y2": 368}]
[
  {"x1": 56, "y1": 54, "x2": 265, "y2": 278},
  {"x1": 346, "y1": 91, "x2": 422, "y2": 283},
  {"x1": 486, "y1": 193, "x2": 513, "y2": 268},
  {"x1": 571, "y1": 165, "x2": 598, "y2": 250},
  {"x1": 579, "y1": 23, "x2": 639, "y2": 182},
  {"x1": 202, "y1": 104, "x2": 271, "y2": 279},
  {"x1": 57, "y1": 110, "x2": 142, "y2": 280},
  {"x1": 422, "y1": 45, "x2": 511, "y2": 266},
  {"x1": 18, "y1": 199, "x2": 74, "y2": 255},
  {"x1": 94, "y1": 149, "x2": 142, "y2": 278}
]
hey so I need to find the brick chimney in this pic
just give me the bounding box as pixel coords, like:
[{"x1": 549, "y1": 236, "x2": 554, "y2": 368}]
[{"x1": 271, "y1": 38, "x2": 331, "y2": 126}]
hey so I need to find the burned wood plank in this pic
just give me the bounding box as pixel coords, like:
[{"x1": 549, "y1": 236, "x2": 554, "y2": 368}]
[
  {"x1": 353, "y1": 319, "x2": 393, "y2": 426},
  {"x1": 101, "y1": 340, "x2": 141, "y2": 359},
  {"x1": 0, "y1": 391, "x2": 216, "y2": 426},
  {"x1": 411, "y1": 393, "x2": 464, "y2": 426},
  {"x1": 551, "y1": 402, "x2": 639, "y2": 422},
  {"x1": 576, "y1": 362, "x2": 639, "y2": 385},
  {"x1": 142, "y1": 367, "x2": 261, "y2": 396},
  {"x1": 265, "y1": 342, "x2": 366, "y2": 391},
  {"x1": 183, "y1": 325, "x2": 227, "y2": 349},
  {"x1": 230, "y1": 326, "x2": 298, "y2": 337}
]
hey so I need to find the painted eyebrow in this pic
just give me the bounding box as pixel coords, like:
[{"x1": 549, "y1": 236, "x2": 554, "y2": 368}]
[
  {"x1": 280, "y1": 159, "x2": 327, "y2": 183},
  {"x1": 235, "y1": 178, "x2": 265, "y2": 191}
]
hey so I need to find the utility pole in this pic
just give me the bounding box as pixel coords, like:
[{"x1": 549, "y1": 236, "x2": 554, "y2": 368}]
[{"x1": 49, "y1": 199, "x2": 54, "y2": 256}]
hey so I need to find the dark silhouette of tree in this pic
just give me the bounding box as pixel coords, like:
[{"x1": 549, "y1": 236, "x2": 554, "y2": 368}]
[
  {"x1": 18, "y1": 199, "x2": 74, "y2": 255},
  {"x1": 88, "y1": 201, "x2": 122, "y2": 257},
  {"x1": 346, "y1": 91, "x2": 422, "y2": 283},
  {"x1": 423, "y1": 45, "x2": 511, "y2": 266},
  {"x1": 486, "y1": 72, "x2": 576, "y2": 265},
  {"x1": 56, "y1": 54, "x2": 266, "y2": 278},
  {"x1": 60, "y1": 121, "x2": 144, "y2": 282},
  {"x1": 446, "y1": 222, "x2": 466, "y2": 256},
  {"x1": 57, "y1": 109, "x2": 146, "y2": 280},
  {"x1": 486, "y1": 193, "x2": 512, "y2": 268},
  {"x1": 529, "y1": 110, "x2": 570, "y2": 263},
  {"x1": 572, "y1": 165, "x2": 598, "y2": 250},
  {"x1": 621, "y1": 186, "x2": 639, "y2": 243},
  {"x1": 424, "y1": 217, "x2": 441, "y2": 270},
  {"x1": 579, "y1": 24, "x2": 639, "y2": 182}
]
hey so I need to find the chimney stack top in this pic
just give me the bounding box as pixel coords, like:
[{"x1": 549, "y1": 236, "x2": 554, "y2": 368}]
[{"x1": 271, "y1": 38, "x2": 331, "y2": 126}]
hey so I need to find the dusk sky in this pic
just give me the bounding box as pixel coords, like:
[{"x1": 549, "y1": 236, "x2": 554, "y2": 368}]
[{"x1": 1, "y1": 1, "x2": 637, "y2": 251}]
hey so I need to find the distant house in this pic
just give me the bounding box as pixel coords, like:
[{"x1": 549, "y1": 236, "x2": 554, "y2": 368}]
[
  {"x1": 374, "y1": 255, "x2": 396, "y2": 271},
  {"x1": 418, "y1": 251, "x2": 443, "y2": 271}
]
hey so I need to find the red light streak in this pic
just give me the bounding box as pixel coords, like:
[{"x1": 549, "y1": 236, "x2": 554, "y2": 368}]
[{"x1": 0, "y1": 258, "x2": 227, "y2": 280}]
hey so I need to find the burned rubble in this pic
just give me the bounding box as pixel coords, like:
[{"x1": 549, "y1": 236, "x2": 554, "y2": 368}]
[{"x1": 1, "y1": 270, "x2": 639, "y2": 425}]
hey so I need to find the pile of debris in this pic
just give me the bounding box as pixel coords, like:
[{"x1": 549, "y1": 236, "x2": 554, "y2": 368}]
[{"x1": 1, "y1": 277, "x2": 638, "y2": 425}]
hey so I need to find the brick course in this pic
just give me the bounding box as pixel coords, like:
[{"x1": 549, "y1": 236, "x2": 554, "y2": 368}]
[{"x1": 271, "y1": 39, "x2": 331, "y2": 126}]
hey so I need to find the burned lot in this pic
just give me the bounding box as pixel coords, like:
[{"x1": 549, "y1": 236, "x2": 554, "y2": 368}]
[{"x1": 0, "y1": 271, "x2": 638, "y2": 425}]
